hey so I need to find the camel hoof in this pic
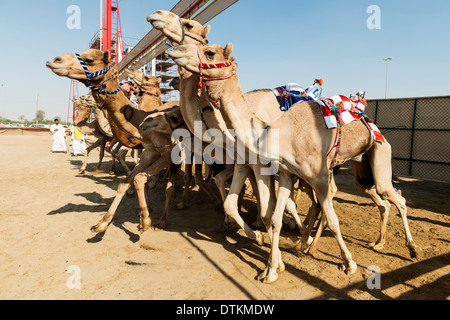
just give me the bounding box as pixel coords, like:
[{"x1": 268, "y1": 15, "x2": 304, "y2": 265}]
[
  {"x1": 278, "y1": 260, "x2": 285, "y2": 273},
  {"x1": 408, "y1": 241, "x2": 423, "y2": 260},
  {"x1": 339, "y1": 260, "x2": 357, "y2": 275},
  {"x1": 138, "y1": 217, "x2": 152, "y2": 233},
  {"x1": 255, "y1": 231, "x2": 264, "y2": 247},
  {"x1": 369, "y1": 242, "x2": 385, "y2": 252},
  {"x1": 91, "y1": 222, "x2": 108, "y2": 233},
  {"x1": 261, "y1": 272, "x2": 278, "y2": 284},
  {"x1": 175, "y1": 202, "x2": 186, "y2": 210}
]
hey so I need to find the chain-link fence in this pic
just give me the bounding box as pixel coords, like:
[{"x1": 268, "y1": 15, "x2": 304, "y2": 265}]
[{"x1": 365, "y1": 96, "x2": 450, "y2": 182}]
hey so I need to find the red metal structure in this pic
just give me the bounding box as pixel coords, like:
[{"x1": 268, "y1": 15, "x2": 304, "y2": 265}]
[
  {"x1": 69, "y1": 0, "x2": 124, "y2": 124},
  {"x1": 89, "y1": 0, "x2": 125, "y2": 63},
  {"x1": 67, "y1": 80, "x2": 79, "y2": 124}
]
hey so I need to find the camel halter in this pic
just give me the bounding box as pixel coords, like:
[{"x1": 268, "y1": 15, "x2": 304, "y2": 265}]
[
  {"x1": 75, "y1": 53, "x2": 121, "y2": 95},
  {"x1": 164, "y1": 18, "x2": 207, "y2": 50},
  {"x1": 196, "y1": 48, "x2": 234, "y2": 97}
]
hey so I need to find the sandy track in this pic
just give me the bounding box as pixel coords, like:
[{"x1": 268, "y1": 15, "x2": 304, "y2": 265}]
[{"x1": 0, "y1": 134, "x2": 448, "y2": 300}]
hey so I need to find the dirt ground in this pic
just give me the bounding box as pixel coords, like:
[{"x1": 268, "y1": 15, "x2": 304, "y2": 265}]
[{"x1": 0, "y1": 133, "x2": 448, "y2": 300}]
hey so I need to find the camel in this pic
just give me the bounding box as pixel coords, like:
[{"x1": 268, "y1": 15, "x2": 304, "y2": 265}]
[
  {"x1": 152, "y1": 10, "x2": 415, "y2": 259},
  {"x1": 125, "y1": 67, "x2": 221, "y2": 208},
  {"x1": 124, "y1": 69, "x2": 164, "y2": 111},
  {"x1": 166, "y1": 43, "x2": 422, "y2": 283},
  {"x1": 73, "y1": 96, "x2": 133, "y2": 175},
  {"x1": 148, "y1": 10, "x2": 303, "y2": 232},
  {"x1": 46, "y1": 49, "x2": 198, "y2": 232}
]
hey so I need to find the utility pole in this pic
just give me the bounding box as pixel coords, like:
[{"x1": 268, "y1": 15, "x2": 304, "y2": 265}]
[{"x1": 383, "y1": 57, "x2": 393, "y2": 99}]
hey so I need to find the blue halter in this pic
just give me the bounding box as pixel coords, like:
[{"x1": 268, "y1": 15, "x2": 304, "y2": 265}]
[{"x1": 75, "y1": 53, "x2": 121, "y2": 95}]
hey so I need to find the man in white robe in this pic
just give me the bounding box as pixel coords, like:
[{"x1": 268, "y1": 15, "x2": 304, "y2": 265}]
[
  {"x1": 71, "y1": 126, "x2": 86, "y2": 156},
  {"x1": 50, "y1": 119, "x2": 67, "y2": 153}
]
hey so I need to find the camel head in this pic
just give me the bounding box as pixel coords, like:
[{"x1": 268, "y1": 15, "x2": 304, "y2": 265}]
[
  {"x1": 46, "y1": 49, "x2": 117, "y2": 85},
  {"x1": 119, "y1": 82, "x2": 136, "y2": 99},
  {"x1": 139, "y1": 107, "x2": 184, "y2": 137},
  {"x1": 125, "y1": 69, "x2": 161, "y2": 88},
  {"x1": 73, "y1": 93, "x2": 97, "y2": 126},
  {"x1": 166, "y1": 43, "x2": 236, "y2": 80},
  {"x1": 125, "y1": 68, "x2": 162, "y2": 97},
  {"x1": 147, "y1": 10, "x2": 210, "y2": 46},
  {"x1": 74, "y1": 103, "x2": 92, "y2": 126}
]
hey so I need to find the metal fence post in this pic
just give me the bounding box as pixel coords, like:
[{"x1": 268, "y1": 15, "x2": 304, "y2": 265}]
[{"x1": 409, "y1": 99, "x2": 418, "y2": 176}]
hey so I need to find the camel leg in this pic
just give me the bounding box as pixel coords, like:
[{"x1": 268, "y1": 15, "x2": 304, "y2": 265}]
[
  {"x1": 368, "y1": 142, "x2": 422, "y2": 259},
  {"x1": 214, "y1": 165, "x2": 234, "y2": 202},
  {"x1": 90, "y1": 151, "x2": 160, "y2": 233},
  {"x1": 312, "y1": 173, "x2": 357, "y2": 275},
  {"x1": 195, "y1": 163, "x2": 221, "y2": 206},
  {"x1": 252, "y1": 169, "x2": 275, "y2": 244},
  {"x1": 79, "y1": 138, "x2": 103, "y2": 173},
  {"x1": 132, "y1": 152, "x2": 176, "y2": 233},
  {"x1": 300, "y1": 177, "x2": 339, "y2": 254},
  {"x1": 116, "y1": 147, "x2": 133, "y2": 176},
  {"x1": 247, "y1": 170, "x2": 264, "y2": 229},
  {"x1": 364, "y1": 186, "x2": 391, "y2": 251},
  {"x1": 155, "y1": 164, "x2": 179, "y2": 229},
  {"x1": 133, "y1": 171, "x2": 152, "y2": 233},
  {"x1": 257, "y1": 172, "x2": 294, "y2": 283},
  {"x1": 223, "y1": 164, "x2": 263, "y2": 246},
  {"x1": 176, "y1": 163, "x2": 192, "y2": 210},
  {"x1": 204, "y1": 164, "x2": 212, "y2": 183},
  {"x1": 109, "y1": 142, "x2": 118, "y2": 175}
]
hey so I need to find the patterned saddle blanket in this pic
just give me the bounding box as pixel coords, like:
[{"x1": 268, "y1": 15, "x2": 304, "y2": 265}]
[
  {"x1": 273, "y1": 86, "x2": 385, "y2": 143},
  {"x1": 317, "y1": 95, "x2": 385, "y2": 143}
]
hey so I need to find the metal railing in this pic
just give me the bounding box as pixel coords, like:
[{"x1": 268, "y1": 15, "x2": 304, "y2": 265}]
[{"x1": 366, "y1": 96, "x2": 450, "y2": 182}]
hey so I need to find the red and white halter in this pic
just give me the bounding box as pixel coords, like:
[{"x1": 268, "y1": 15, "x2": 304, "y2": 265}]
[{"x1": 196, "y1": 48, "x2": 234, "y2": 97}]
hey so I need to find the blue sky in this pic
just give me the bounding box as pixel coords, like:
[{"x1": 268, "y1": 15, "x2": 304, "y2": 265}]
[{"x1": 0, "y1": 0, "x2": 449, "y2": 122}]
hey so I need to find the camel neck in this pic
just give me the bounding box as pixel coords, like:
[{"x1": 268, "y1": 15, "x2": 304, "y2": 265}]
[
  {"x1": 179, "y1": 68, "x2": 233, "y2": 145},
  {"x1": 90, "y1": 77, "x2": 144, "y2": 145},
  {"x1": 138, "y1": 93, "x2": 163, "y2": 112},
  {"x1": 205, "y1": 75, "x2": 266, "y2": 133}
]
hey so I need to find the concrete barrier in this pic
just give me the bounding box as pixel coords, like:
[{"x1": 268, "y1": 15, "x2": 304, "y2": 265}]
[{"x1": 0, "y1": 127, "x2": 51, "y2": 136}]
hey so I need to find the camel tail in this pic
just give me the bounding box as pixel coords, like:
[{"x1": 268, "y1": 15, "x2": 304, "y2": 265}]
[{"x1": 350, "y1": 155, "x2": 375, "y2": 191}]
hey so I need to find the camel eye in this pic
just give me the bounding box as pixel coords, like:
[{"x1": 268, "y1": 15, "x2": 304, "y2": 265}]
[
  {"x1": 85, "y1": 58, "x2": 94, "y2": 64},
  {"x1": 205, "y1": 51, "x2": 215, "y2": 58},
  {"x1": 184, "y1": 23, "x2": 193, "y2": 30}
]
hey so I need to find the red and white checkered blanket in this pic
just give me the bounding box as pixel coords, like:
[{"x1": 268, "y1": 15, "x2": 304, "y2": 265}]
[{"x1": 318, "y1": 95, "x2": 385, "y2": 143}]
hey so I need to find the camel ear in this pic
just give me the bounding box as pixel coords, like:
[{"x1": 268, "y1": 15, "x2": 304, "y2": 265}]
[
  {"x1": 103, "y1": 51, "x2": 111, "y2": 64},
  {"x1": 223, "y1": 43, "x2": 234, "y2": 60},
  {"x1": 202, "y1": 25, "x2": 211, "y2": 37},
  {"x1": 157, "y1": 77, "x2": 162, "y2": 84}
]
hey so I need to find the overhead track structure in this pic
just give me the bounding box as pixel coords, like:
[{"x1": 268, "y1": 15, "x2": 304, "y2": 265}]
[{"x1": 117, "y1": 0, "x2": 239, "y2": 80}]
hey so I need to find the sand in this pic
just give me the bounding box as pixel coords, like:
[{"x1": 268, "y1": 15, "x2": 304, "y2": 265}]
[{"x1": 0, "y1": 134, "x2": 448, "y2": 300}]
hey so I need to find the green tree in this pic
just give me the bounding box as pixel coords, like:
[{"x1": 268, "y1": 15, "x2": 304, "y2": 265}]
[{"x1": 35, "y1": 109, "x2": 45, "y2": 123}]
